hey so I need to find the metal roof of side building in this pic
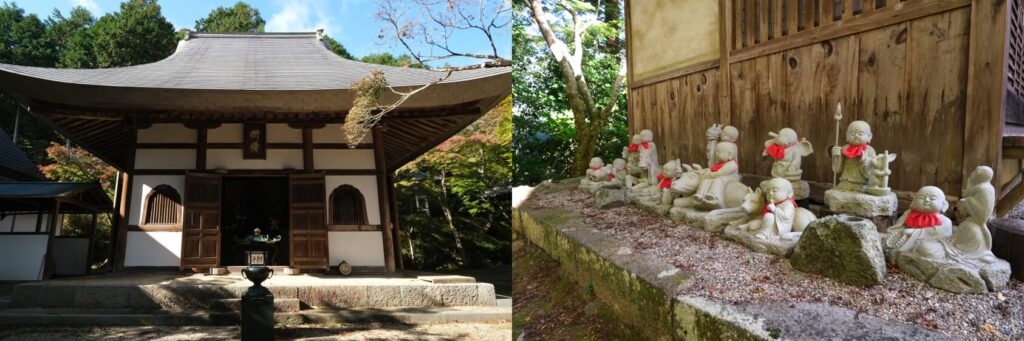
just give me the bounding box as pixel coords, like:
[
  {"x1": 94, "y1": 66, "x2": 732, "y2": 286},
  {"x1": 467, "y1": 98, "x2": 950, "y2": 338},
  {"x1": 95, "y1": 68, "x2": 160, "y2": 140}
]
[{"x1": 0, "y1": 129, "x2": 45, "y2": 181}]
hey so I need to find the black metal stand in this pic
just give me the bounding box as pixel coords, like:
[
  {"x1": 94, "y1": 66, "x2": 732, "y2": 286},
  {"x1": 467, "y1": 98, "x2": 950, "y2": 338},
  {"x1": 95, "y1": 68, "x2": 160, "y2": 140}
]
[{"x1": 241, "y1": 266, "x2": 275, "y2": 341}]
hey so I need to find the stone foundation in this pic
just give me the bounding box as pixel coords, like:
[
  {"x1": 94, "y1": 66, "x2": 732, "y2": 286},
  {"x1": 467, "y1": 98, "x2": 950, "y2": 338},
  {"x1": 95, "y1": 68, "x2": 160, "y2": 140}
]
[
  {"x1": 824, "y1": 190, "x2": 898, "y2": 217},
  {"x1": 722, "y1": 224, "x2": 799, "y2": 257},
  {"x1": 895, "y1": 253, "x2": 1012, "y2": 294}
]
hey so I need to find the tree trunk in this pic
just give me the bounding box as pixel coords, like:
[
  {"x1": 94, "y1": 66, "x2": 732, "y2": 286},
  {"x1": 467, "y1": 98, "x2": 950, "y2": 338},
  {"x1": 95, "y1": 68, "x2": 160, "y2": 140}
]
[{"x1": 439, "y1": 170, "x2": 467, "y2": 265}]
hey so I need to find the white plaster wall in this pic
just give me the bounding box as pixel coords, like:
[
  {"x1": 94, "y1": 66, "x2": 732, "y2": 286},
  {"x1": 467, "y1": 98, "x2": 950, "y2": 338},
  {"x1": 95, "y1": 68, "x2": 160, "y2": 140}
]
[
  {"x1": 124, "y1": 231, "x2": 182, "y2": 267},
  {"x1": 135, "y1": 149, "x2": 196, "y2": 169},
  {"x1": 130, "y1": 175, "x2": 186, "y2": 226},
  {"x1": 268, "y1": 124, "x2": 302, "y2": 143},
  {"x1": 208, "y1": 123, "x2": 242, "y2": 143},
  {"x1": 206, "y1": 149, "x2": 303, "y2": 170},
  {"x1": 0, "y1": 234, "x2": 48, "y2": 280},
  {"x1": 328, "y1": 231, "x2": 385, "y2": 266},
  {"x1": 325, "y1": 176, "x2": 380, "y2": 225},
  {"x1": 312, "y1": 124, "x2": 373, "y2": 144},
  {"x1": 137, "y1": 123, "x2": 196, "y2": 143},
  {"x1": 312, "y1": 149, "x2": 376, "y2": 169},
  {"x1": 0, "y1": 214, "x2": 40, "y2": 232}
]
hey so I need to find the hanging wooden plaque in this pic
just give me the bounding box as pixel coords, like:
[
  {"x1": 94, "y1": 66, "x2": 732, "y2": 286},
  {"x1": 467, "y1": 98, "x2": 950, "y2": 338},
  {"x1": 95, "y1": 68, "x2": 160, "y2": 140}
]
[{"x1": 243, "y1": 121, "x2": 266, "y2": 159}]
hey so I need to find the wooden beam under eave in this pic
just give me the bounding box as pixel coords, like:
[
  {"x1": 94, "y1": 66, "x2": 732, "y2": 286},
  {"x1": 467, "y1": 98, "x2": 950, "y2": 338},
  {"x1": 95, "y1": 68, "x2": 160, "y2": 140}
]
[{"x1": 963, "y1": 0, "x2": 1009, "y2": 200}]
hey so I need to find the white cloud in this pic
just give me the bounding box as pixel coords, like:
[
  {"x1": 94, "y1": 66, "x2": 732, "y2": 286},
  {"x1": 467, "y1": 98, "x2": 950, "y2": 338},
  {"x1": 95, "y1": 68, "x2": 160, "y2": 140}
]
[
  {"x1": 266, "y1": 0, "x2": 342, "y2": 37},
  {"x1": 70, "y1": 0, "x2": 99, "y2": 13}
]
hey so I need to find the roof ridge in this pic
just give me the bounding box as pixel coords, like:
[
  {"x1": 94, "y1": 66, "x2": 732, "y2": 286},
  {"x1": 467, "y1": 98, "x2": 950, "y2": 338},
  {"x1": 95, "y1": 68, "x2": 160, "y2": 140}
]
[{"x1": 190, "y1": 32, "x2": 318, "y2": 38}]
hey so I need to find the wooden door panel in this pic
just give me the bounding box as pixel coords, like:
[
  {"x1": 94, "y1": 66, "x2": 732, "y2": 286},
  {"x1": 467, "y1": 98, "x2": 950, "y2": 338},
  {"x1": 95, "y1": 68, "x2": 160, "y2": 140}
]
[
  {"x1": 181, "y1": 172, "x2": 222, "y2": 270},
  {"x1": 290, "y1": 173, "x2": 328, "y2": 269}
]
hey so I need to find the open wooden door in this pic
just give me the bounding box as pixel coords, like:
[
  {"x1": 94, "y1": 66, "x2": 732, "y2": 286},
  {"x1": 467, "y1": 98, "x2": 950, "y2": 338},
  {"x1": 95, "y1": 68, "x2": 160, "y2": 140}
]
[
  {"x1": 181, "y1": 172, "x2": 221, "y2": 270},
  {"x1": 289, "y1": 173, "x2": 329, "y2": 269}
]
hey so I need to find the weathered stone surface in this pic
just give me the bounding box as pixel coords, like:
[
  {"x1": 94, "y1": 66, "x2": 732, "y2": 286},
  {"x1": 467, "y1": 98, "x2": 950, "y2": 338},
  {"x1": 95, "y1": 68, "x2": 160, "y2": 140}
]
[
  {"x1": 299, "y1": 285, "x2": 367, "y2": 308},
  {"x1": 74, "y1": 286, "x2": 129, "y2": 309},
  {"x1": 722, "y1": 224, "x2": 799, "y2": 257},
  {"x1": 594, "y1": 188, "x2": 626, "y2": 209},
  {"x1": 790, "y1": 215, "x2": 886, "y2": 286},
  {"x1": 793, "y1": 180, "x2": 810, "y2": 200},
  {"x1": 824, "y1": 189, "x2": 898, "y2": 218},
  {"x1": 476, "y1": 283, "x2": 496, "y2": 306},
  {"x1": 578, "y1": 180, "x2": 602, "y2": 194},
  {"x1": 896, "y1": 253, "x2": 1012, "y2": 294},
  {"x1": 365, "y1": 285, "x2": 402, "y2": 307},
  {"x1": 669, "y1": 206, "x2": 747, "y2": 232}
]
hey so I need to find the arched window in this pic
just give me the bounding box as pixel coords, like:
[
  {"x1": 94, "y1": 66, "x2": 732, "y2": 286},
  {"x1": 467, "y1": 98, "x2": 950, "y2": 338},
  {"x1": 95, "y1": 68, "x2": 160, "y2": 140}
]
[
  {"x1": 330, "y1": 185, "x2": 367, "y2": 225},
  {"x1": 144, "y1": 185, "x2": 182, "y2": 225}
]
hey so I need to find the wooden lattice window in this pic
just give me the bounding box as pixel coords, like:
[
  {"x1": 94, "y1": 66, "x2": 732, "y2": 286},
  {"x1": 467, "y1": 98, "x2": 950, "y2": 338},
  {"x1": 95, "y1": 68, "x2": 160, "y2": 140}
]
[
  {"x1": 330, "y1": 185, "x2": 367, "y2": 225},
  {"x1": 144, "y1": 185, "x2": 182, "y2": 225}
]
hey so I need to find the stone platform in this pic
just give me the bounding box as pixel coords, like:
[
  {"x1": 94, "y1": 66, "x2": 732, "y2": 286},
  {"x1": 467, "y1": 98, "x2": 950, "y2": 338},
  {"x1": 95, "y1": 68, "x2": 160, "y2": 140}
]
[
  {"x1": 669, "y1": 206, "x2": 747, "y2": 232},
  {"x1": 10, "y1": 272, "x2": 496, "y2": 312}
]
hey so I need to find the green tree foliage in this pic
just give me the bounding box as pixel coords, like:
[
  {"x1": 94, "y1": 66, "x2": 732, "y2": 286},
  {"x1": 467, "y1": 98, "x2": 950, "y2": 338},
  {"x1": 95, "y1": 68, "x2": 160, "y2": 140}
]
[
  {"x1": 359, "y1": 52, "x2": 424, "y2": 68},
  {"x1": 91, "y1": 0, "x2": 175, "y2": 67},
  {"x1": 395, "y1": 96, "x2": 511, "y2": 270},
  {"x1": 321, "y1": 34, "x2": 354, "y2": 59},
  {"x1": 512, "y1": 1, "x2": 627, "y2": 185},
  {"x1": 194, "y1": 1, "x2": 264, "y2": 33},
  {"x1": 49, "y1": 7, "x2": 97, "y2": 68}
]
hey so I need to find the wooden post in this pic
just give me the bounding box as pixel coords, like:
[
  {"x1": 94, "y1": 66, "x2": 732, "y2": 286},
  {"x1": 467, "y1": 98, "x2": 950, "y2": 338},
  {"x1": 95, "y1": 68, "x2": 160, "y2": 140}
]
[
  {"x1": 115, "y1": 126, "x2": 137, "y2": 271},
  {"x1": 719, "y1": 0, "x2": 733, "y2": 125},
  {"x1": 42, "y1": 199, "x2": 61, "y2": 279},
  {"x1": 388, "y1": 174, "x2": 404, "y2": 269},
  {"x1": 372, "y1": 126, "x2": 396, "y2": 272},
  {"x1": 963, "y1": 0, "x2": 1009, "y2": 200},
  {"x1": 196, "y1": 127, "x2": 207, "y2": 171},
  {"x1": 302, "y1": 127, "x2": 314, "y2": 171}
]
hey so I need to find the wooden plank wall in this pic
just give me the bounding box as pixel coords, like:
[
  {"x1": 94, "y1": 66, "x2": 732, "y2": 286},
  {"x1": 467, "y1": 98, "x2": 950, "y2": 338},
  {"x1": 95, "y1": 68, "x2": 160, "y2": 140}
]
[{"x1": 628, "y1": 0, "x2": 994, "y2": 198}]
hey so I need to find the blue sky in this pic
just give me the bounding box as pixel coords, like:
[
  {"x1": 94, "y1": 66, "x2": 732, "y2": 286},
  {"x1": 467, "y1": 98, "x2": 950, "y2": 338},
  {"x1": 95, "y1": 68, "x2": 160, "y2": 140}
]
[{"x1": 14, "y1": 0, "x2": 510, "y2": 67}]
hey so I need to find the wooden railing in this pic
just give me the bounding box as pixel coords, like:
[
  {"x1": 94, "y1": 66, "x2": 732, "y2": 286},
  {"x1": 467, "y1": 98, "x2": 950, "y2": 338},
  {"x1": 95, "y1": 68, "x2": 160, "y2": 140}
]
[{"x1": 1008, "y1": 0, "x2": 1024, "y2": 104}]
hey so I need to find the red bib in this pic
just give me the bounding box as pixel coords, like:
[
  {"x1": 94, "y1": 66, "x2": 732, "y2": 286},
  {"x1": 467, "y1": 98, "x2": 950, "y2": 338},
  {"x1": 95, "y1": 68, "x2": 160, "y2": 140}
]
[
  {"x1": 765, "y1": 144, "x2": 787, "y2": 159},
  {"x1": 657, "y1": 172, "x2": 672, "y2": 189},
  {"x1": 710, "y1": 160, "x2": 736, "y2": 172},
  {"x1": 608, "y1": 174, "x2": 615, "y2": 181},
  {"x1": 762, "y1": 197, "x2": 797, "y2": 217},
  {"x1": 628, "y1": 144, "x2": 639, "y2": 152},
  {"x1": 904, "y1": 209, "x2": 942, "y2": 228},
  {"x1": 590, "y1": 166, "x2": 602, "y2": 171},
  {"x1": 641, "y1": 141, "x2": 651, "y2": 149},
  {"x1": 842, "y1": 144, "x2": 869, "y2": 158}
]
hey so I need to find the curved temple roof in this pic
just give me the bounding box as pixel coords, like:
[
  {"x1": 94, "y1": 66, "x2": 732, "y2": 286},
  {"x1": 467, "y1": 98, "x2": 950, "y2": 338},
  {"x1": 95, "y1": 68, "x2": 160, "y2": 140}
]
[
  {"x1": 0, "y1": 32, "x2": 511, "y2": 171},
  {"x1": 0, "y1": 32, "x2": 506, "y2": 91}
]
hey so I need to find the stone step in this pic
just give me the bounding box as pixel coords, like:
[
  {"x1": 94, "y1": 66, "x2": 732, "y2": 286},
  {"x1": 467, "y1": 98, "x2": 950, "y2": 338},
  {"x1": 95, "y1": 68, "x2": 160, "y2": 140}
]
[
  {"x1": 0, "y1": 298, "x2": 9, "y2": 309},
  {"x1": 0, "y1": 306, "x2": 512, "y2": 326},
  {"x1": 210, "y1": 298, "x2": 300, "y2": 312},
  {"x1": 416, "y1": 275, "x2": 475, "y2": 284}
]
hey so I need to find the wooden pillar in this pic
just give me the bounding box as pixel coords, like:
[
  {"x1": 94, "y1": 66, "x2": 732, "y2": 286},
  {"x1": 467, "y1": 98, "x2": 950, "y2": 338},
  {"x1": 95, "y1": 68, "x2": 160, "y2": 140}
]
[
  {"x1": 372, "y1": 126, "x2": 396, "y2": 272},
  {"x1": 87, "y1": 212, "x2": 98, "y2": 273},
  {"x1": 302, "y1": 127, "x2": 314, "y2": 171},
  {"x1": 196, "y1": 127, "x2": 207, "y2": 171},
  {"x1": 114, "y1": 126, "x2": 137, "y2": 271},
  {"x1": 718, "y1": 0, "x2": 733, "y2": 125},
  {"x1": 41, "y1": 199, "x2": 61, "y2": 279},
  {"x1": 964, "y1": 0, "x2": 1009, "y2": 200},
  {"x1": 388, "y1": 174, "x2": 404, "y2": 269}
]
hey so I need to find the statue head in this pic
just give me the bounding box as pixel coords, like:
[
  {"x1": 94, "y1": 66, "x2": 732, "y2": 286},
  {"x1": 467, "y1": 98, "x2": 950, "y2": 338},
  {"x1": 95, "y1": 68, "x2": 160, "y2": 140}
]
[
  {"x1": 612, "y1": 158, "x2": 627, "y2": 170},
  {"x1": 631, "y1": 134, "x2": 643, "y2": 144},
  {"x1": 715, "y1": 142, "x2": 737, "y2": 162},
  {"x1": 968, "y1": 166, "x2": 994, "y2": 186},
  {"x1": 640, "y1": 129, "x2": 654, "y2": 142},
  {"x1": 762, "y1": 177, "x2": 794, "y2": 202},
  {"x1": 722, "y1": 126, "x2": 739, "y2": 142},
  {"x1": 846, "y1": 121, "x2": 872, "y2": 146},
  {"x1": 589, "y1": 157, "x2": 605, "y2": 168},
  {"x1": 911, "y1": 186, "x2": 948, "y2": 213},
  {"x1": 662, "y1": 160, "x2": 682, "y2": 177},
  {"x1": 777, "y1": 128, "x2": 798, "y2": 146}
]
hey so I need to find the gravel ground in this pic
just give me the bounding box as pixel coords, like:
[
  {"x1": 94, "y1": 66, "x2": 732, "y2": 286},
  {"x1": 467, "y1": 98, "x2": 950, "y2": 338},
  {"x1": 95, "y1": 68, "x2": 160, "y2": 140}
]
[
  {"x1": 0, "y1": 323, "x2": 511, "y2": 341},
  {"x1": 528, "y1": 188, "x2": 1024, "y2": 340}
]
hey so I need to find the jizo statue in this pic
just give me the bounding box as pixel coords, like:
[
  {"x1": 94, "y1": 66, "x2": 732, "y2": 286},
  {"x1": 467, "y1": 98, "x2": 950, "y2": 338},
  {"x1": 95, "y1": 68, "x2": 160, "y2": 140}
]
[
  {"x1": 830, "y1": 121, "x2": 896, "y2": 195},
  {"x1": 763, "y1": 128, "x2": 813, "y2": 181}
]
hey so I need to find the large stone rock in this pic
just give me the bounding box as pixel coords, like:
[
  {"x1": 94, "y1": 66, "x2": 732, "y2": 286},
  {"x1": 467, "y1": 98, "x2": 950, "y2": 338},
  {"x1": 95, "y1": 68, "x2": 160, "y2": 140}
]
[
  {"x1": 824, "y1": 189, "x2": 897, "y2": 218},
  {"x1": 578, "y1": 180, "x2": 603, "y2": 194},
  {"x1": 669, "y1": 206, "x2": 747, "y2": 232},
  {"x1": 722, "y1": 224, "x2": 799, "y2": 257},
  {"x1": 792, "y1": 180, "x2": 810, "y2": 201},
  {"x1": 895, "y1": 252, "x2": 1012, "y2": 294},
  {"x1": 594, "y1": 188, "x2": 626, "y2": 209},
  {"x1": 790, "y1": 215, "x2": 886, "y2": 286}
]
